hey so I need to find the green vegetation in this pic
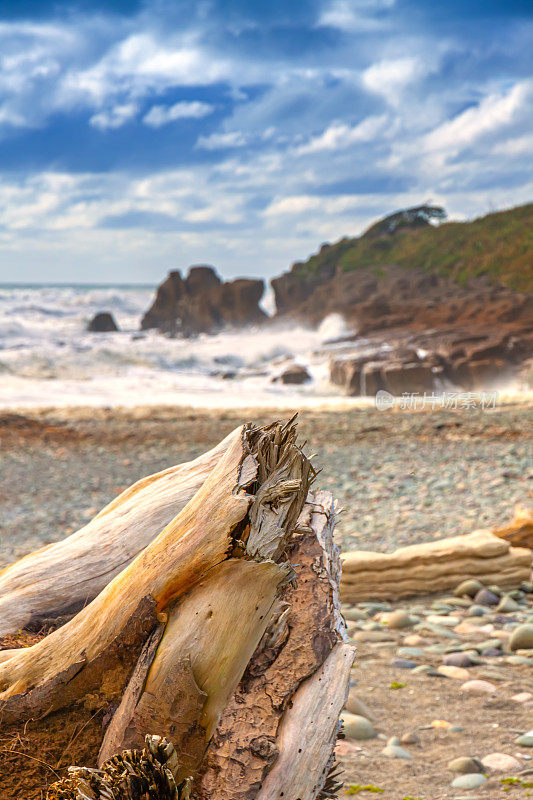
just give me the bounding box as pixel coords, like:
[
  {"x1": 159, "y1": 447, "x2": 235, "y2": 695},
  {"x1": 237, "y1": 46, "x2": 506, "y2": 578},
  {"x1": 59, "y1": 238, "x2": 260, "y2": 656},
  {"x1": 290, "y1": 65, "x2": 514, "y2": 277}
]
[
  {"x1": 293, "y1": 203, "x2": 533, "y2": 292},
  {"x1": 345, "y1": 786, "x2": 384, "y2": 794},
  {"x1": 501, "y1": 777, "x2": 533, "y2": 791},
  {"x1": 390, "y1": 681, "x2": 407, "y2": 689}
]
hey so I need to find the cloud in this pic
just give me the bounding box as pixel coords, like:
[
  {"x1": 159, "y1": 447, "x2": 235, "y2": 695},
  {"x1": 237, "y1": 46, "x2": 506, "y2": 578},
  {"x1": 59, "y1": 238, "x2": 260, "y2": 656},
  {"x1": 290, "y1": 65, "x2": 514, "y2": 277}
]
[
  {"x1": 424, "y1": 80, "x2": 532, "y2": 154},
  {"x1": 142, "y1": 100, "x2": 214, "y2": 127},
  {"x1": 61, "y1": 32, "x2": 234, "y2": 106},
  {"x1": 318, "y1": 0, "x2": 396, "y2": 32},
  {"x1": 296, "y1": 115, "x2": 389, "y2": 153},
  {"x1": 362, "y1": 56, "x2": 424, "y2": 105},
  {"x1": 0, "y1": 1, "x2": 532, "y2": 282},
  {"x1": 90, "y1": 102, "x2": 138, "y2": 130},
  {"x1": 196, "y1": 131, "x2": 248, "y2": 149}
]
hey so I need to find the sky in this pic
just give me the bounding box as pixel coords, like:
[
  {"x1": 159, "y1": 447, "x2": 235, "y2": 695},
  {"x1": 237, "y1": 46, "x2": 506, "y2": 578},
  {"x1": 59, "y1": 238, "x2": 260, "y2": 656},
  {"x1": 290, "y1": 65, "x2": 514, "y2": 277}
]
[{"x1": 0, "y1": 0, "x2": 531, "y2": 283}]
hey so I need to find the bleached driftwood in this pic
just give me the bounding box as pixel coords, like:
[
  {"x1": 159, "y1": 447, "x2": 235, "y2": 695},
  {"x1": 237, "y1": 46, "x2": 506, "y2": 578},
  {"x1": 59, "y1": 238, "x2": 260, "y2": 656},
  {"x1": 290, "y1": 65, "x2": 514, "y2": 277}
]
[
  {"x1": 0, "y1": 419, "x2": 354, "y2": 800},
  {"x1": 0, "y1": 427, "x2": 238, "y2": 637},
  {"x1": 493, "y1": 505, "x2": 533, "y2": 549}
]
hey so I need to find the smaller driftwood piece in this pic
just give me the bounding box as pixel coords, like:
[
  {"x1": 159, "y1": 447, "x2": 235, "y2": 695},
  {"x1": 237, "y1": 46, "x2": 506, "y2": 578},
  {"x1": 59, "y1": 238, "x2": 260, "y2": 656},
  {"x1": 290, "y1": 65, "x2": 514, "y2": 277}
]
[{"x1": 0, "y1": 418, "x2": 354, "y2": 800}]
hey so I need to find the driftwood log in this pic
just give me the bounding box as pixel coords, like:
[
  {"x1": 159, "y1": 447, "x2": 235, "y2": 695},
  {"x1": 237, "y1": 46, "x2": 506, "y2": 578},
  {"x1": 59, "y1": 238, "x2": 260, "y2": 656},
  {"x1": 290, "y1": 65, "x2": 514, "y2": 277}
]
[{"x1": 0, "y1": 419, "x2": 354, "y2": 800}]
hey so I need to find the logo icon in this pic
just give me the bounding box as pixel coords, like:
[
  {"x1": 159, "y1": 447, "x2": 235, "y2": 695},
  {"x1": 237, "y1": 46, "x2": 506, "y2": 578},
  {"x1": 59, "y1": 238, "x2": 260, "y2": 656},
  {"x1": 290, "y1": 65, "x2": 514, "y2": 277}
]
[{"x1": 375, "y1": 390, "x2": 394, "y2": 411}]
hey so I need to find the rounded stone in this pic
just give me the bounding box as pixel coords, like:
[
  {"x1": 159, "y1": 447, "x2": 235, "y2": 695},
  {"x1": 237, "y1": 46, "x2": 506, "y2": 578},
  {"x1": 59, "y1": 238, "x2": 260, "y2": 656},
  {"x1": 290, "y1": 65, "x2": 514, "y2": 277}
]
[
  {"x1": 398, "y1": 646, "x2": 425, "y2": 658},
  {"x1": 352, "y1": 630, "x2": 394, "y2": 643},
  {"x1": 437, "y1": 665, "x2": 470, "y2": 680},
  {"x1": 386, "y1": 609, "x2": 414, "y2": 629},
  {"x1": 391, "y1": 658, "x2": 417, "y2": 669},
  {"x1": 401, "y1": 731, "x2": 420, "y2": 745},
  {"x1": 509, "y1": 624, "x2": 533, "y2": 651},
  {"x1": 512, "y1": 691, "x2": 533, "y2": 703},
  {"x1": 454, "y1": 579, "x2": 484, "y2": 598},
  {"x1": 443, "y1": 652, "x2": 475, "y2": 668},
  {"x1": 496, "y1": 595, "x2": 521, "y2": 613},
  {"x1": 427, "y1": 614, "x2": 460, "y2": 627},
  {"x1": 481, "y1": 752, "x2": 521, "y2": 772},
  {"x1": 474, "y1": 588, "x2": 500, "y2": 607},
  {"x1": 343, "y1": 608, "x2": 369, "y2": 621},
  {"x1": 344, "y1": 689, "x2": 376, "y2": 722},
  {"x1": 448, "y1": 756, "x2": 484, "y2": 774},
  {"x1": 341, "y1": 713, "x2": 376, "y2": 740},
  {"x1": 381, "y1": 744, "x2": 413, "y2": 759},
  {"x1": 460, "y1": 679, "x2": 497, "y2": 694},
  {"x1": 451, "y1": 774, "x2": 487, "y2": 790},
  {"x1": 516, "y1": 731, "x2": 533, "y2": 747},
  {"x1": 467, "y1": 605, "x2": 487, "y2": 617}
]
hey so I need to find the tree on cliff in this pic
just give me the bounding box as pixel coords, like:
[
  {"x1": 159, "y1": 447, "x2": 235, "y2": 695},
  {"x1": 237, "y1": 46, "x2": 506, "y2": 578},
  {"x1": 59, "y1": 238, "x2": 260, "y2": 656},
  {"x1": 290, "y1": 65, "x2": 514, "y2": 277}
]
[{"x1": 363, "y1": 205, "x2": 447, "y2": 238}]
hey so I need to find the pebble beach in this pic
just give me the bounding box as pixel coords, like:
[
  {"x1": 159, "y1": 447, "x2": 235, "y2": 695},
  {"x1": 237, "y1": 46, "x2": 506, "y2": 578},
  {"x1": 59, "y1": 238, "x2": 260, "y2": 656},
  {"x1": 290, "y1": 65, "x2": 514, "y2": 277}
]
[{"x1": 1, "y1": 398, "x2": 532, "y2": 566}]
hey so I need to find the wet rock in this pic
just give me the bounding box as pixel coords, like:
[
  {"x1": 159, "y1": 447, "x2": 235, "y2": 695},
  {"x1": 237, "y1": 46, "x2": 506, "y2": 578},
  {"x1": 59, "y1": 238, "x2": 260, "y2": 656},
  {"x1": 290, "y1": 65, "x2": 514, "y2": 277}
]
[
  {"x1": 274, "y1": 364, "x2": 311, "y2": 385},
  {"x1": 87, "y1": 312, "x2": 119, "y2": 332}
]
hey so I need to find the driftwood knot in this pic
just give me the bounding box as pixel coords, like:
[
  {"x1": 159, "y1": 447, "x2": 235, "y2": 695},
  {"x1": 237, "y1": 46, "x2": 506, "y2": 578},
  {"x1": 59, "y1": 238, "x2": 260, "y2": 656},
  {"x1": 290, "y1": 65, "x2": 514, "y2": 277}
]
[{"x1": 249, "y1": 735, "x2": 279, "y2": 763}]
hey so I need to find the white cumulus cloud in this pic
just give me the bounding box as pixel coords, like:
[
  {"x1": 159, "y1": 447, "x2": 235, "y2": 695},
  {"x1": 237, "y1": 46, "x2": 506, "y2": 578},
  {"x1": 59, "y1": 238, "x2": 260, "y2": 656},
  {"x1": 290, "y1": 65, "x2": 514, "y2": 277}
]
[
  {"x1": 296, "y1": 115, "x2": 389, "y2": 154},
  {"x1": 89, "y1": 102, "x2": 138, "y2": 130},
  {"x1": 196, "y1": 130, "x2": 248, "y2": 149},
  {"x1": 143, "y1": 100, "x2": 214, "y2": 127}
]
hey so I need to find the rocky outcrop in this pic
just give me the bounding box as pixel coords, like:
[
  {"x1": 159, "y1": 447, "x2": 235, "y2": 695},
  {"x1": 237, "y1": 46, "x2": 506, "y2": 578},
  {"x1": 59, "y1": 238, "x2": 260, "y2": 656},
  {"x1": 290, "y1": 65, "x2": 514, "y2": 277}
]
[
  {"x1": 340, "y1": 530, "x2": 532, "y2": 602},
  {"x1": 87, "y1": 312, "x2": 119, "y2": 332},
  {"x1": 329, "y1": 324, "x2": 533, "y2": 395},
  {"x1": 273, "y1": 364, "x2": 311, "y2": 385},
  {"x1": 141, "y1": 266, "x2": 267, "y2": 335}
]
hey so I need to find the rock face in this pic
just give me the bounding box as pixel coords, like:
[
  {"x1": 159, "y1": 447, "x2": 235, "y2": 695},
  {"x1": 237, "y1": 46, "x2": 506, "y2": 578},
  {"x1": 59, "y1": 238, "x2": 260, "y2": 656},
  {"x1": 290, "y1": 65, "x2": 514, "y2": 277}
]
[
  {"x1": 87, "y1": 312, "x2": 119, "y2": 332},
  {"x1": 141, "y1": 266, "x2": 267, "y2": 335},
  {"x1": 340, "y1": 530, "x2": 532, "y2": 602},
  {"x1": 328, "y1": 323, "x2": 533, "y2": 396}
]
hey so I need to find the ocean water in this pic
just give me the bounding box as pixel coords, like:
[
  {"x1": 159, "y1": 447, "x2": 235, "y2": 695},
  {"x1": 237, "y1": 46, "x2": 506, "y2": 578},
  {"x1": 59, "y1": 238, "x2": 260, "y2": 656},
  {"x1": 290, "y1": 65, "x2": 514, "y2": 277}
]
[{"x1": 0, "y1": 284, "x2": 360, "y2": 409}]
